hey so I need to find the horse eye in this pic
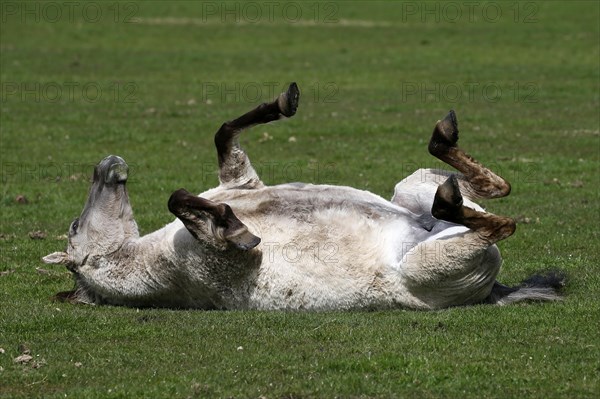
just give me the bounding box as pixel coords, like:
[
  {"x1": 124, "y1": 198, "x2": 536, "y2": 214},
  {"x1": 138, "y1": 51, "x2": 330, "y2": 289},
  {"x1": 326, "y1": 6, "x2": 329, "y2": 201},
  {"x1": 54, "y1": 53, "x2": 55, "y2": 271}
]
[{"x1": 70, "y1": 218, "x2": 79, "y2": 235}]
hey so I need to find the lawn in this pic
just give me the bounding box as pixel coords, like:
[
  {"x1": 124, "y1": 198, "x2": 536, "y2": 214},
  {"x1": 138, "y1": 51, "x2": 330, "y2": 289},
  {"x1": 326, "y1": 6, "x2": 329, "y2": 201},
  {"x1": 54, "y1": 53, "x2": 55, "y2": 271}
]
[{"x1": 1, "y1": 1, "x2": 599, "y2": 398}]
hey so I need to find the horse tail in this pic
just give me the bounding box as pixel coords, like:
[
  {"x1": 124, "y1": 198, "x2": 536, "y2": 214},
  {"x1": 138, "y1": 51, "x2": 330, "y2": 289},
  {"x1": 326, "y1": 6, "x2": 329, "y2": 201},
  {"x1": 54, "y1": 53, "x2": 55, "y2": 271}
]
[{"x1": 486, "y1": 270, "x2": 566, "y2": 305}]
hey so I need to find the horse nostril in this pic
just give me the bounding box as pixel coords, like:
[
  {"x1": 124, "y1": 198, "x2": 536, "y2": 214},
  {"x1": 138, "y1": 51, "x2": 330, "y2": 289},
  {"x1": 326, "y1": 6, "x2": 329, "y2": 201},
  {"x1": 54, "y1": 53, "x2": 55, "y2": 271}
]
[
  {"x1": 97, "y1": 155, "x2": 129, "y2": 184},
  {"x1": 107, "y1": 162, "x2": 129, "y2": 184}
]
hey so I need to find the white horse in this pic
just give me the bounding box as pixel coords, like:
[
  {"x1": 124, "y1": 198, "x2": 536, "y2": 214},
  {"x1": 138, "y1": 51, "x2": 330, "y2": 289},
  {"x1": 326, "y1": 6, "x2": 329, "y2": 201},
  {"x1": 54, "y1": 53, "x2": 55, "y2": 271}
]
[{"x1": 43, "y1": 83, "x2": 563, "y2": 310}]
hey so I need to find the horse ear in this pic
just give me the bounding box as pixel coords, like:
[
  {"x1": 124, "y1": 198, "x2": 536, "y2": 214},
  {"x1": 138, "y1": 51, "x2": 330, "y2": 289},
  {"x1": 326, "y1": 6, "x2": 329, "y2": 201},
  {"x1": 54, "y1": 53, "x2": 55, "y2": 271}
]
[
  {"x1": 168, "y1": 189, "x2": 261, "y2": 250},
  {"x1": 43, "y1": 252, "x2": 69, "y2": 265}
]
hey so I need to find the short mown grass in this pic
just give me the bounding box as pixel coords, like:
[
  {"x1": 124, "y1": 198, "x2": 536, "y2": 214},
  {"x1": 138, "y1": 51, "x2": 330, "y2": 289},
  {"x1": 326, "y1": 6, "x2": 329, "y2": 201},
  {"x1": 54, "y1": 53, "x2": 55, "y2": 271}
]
[{"x1": 1, "y1": 1, "x2": 598, "y2": 398}]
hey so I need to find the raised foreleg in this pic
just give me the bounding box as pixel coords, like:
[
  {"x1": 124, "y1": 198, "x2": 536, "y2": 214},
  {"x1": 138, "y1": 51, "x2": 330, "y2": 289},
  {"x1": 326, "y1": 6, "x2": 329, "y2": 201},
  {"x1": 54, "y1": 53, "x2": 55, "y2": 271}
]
[
  {"x1": 429, "y1": 110, "x2": 511, "y2": 200},
  {"x1": 215, "y1": 82, "x2": 300, "y2": 189},
  {"x1": 168, "y1": 188, "x2": 261, "y2": 250}
]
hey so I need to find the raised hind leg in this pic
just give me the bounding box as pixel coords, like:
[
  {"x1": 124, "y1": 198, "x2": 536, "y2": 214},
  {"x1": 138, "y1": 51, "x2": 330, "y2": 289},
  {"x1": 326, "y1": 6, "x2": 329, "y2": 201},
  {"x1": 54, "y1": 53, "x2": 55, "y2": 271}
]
[
  {"x1": 215, "y1": 82, "x2": 300, "y2": 189},
  {"x1": 399, "y1": 175, "x2": 513, "y2": 309},
  {"x1": 393, "y1": 110, "x2": 511, "y2": 226},
  {"x1": 432, "y1": 174, "x2": 516, "y2": 244},
  {"x1": 398, "y1": 230, "x2": 503, "y2": 309},
  {"x1": 422, "y1": 173, "x2": 562, "y2": 307},
  {"x1": 429, "y1": 110, "x2": 511, "y2": 200}
]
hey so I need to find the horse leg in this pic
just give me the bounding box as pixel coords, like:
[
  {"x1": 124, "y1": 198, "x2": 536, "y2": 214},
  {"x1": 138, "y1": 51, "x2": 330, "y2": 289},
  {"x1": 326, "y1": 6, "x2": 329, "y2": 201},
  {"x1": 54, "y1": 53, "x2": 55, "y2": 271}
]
[
  {"x1": 432, "y1": 174, "x2": 516, "y2": 243},
  {"x1": 215, "y1": 82, "x2": 300, "y2": 189},
  {"x1": 429, "y1": 110, "x2": 511, "y2": 200}
]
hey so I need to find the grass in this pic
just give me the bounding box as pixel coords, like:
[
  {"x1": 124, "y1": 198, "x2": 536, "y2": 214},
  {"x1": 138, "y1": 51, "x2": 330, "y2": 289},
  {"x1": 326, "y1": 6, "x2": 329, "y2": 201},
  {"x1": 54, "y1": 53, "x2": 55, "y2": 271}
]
[{"x1": 1, "y1": 1, "x2": 599, "y2": 398}]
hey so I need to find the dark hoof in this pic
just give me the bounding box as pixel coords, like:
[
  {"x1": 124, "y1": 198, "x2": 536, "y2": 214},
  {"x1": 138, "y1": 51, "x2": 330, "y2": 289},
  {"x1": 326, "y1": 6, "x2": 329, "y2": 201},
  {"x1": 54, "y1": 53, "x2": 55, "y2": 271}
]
[
  {"x1": 428, "y1": 110, "x2": 459, "y2": 157},
  {"x1": 432, "y1": 174, "x2": 463, "y2": 223},
  {"x1": 278, "y1": 82, "x2": 300, "y2": 117}
]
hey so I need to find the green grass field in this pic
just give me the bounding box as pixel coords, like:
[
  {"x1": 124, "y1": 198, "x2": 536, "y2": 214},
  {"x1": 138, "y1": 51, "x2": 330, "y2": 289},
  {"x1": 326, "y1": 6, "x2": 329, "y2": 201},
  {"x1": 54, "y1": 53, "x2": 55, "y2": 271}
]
[{"x1": 1, "y1": 1, "x2": 599, "y2": 398}]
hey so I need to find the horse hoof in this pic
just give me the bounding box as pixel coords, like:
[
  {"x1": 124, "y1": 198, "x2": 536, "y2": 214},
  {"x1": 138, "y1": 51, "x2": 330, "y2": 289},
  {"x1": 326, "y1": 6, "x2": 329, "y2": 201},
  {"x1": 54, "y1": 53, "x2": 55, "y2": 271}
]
[
  {"x1": 429, "y1": 110, "x2": 459, "y2": 157},
  {"x1": 278, "y1": 82, "x2": 300, "y2": 117},
  {"x1": 432, "y1": 174, "x2": 463, "y2": 223}
]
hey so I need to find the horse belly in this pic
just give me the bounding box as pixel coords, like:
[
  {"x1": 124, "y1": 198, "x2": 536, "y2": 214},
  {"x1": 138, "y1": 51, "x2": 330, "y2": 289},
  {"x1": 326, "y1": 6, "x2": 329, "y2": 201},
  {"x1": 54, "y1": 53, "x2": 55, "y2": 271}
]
[{"x1": 243, "y1": 212, "x2": 424, "y2": 310}]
